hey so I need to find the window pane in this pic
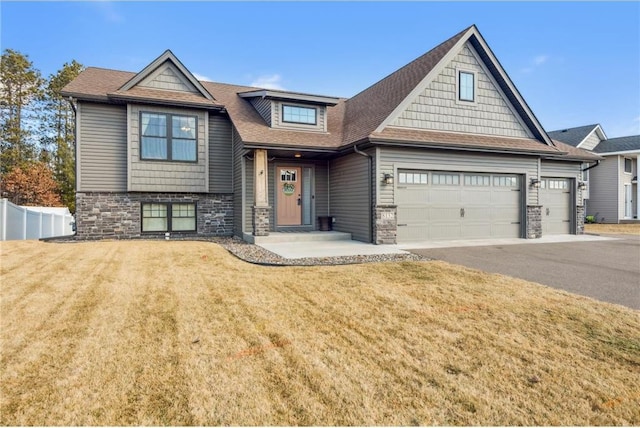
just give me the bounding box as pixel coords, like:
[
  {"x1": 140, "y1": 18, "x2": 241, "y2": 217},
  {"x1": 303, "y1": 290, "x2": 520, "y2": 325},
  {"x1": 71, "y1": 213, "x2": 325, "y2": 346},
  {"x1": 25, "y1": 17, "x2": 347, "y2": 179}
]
[
  {"x1": 171, "y1": 203, "x2": 196, "y2": 231},
  {"x1": 172, "y1": 116, "x2": 196, "y2": 139},
  {"x1": 399, "y1": 172, "x2": 406, "y2": 184},
  {"x1": 283, "y1": 105, "x2": 317, "y2": 124},
  {"x1": 459, "y1": 72, "x2": 474, "y2": 101},
  {"x1": 141, "y1": 113, "x2": 166, "y2": 137},
  {"x1": 172, "y1": 139, "x2": 197, "y2": 161},
  {"x1": 141, "y1": 137, "x2": 168, "y2": 159},
  {"x1": 142, "y1": 204, "x2": 168, "y2": 232}
]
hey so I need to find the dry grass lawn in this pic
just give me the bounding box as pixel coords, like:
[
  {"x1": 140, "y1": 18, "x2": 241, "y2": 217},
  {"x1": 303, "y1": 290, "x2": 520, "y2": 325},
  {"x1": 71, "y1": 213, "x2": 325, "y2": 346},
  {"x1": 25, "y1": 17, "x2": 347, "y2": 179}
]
[
  {"x1": 1, "y1": 240, "x2": 639, "y2": 426},
  {"x1": 585, "y1": 223, "x2": 640, "y2": 235}
]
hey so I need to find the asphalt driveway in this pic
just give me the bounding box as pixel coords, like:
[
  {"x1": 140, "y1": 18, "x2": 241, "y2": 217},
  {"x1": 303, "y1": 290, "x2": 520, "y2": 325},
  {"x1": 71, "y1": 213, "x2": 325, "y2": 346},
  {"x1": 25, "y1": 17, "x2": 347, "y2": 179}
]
[{"x1": 408, "y1": 235, "x2": 640, "y2": 310}]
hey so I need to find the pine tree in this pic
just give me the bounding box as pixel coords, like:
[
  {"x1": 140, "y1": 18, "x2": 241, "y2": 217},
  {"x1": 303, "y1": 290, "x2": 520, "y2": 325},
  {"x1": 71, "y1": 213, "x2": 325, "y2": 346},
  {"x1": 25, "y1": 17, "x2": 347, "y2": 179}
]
[
  {"x1": 41, "y1": 60, "x2": 83, "y2": 212},
  {"x1": 0, "y1": 49, "x2": 44, "y2": 174}
]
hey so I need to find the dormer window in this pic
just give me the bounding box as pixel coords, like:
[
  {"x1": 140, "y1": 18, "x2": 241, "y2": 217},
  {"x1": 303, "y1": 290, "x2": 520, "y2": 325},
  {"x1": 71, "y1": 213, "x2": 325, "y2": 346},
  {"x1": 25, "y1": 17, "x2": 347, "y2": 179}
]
[{"x1": 282, "y1": 105, "x2": 317, "y2": 125}]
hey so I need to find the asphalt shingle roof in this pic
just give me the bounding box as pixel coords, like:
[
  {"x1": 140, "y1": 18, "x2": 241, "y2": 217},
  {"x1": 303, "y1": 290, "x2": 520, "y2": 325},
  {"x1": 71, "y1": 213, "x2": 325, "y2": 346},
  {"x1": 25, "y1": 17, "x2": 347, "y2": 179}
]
[
  {"x1": 62, "y1": 26, "x2": 600, "y2": 161},
  {"x1": 593, "y1": 135, "x2": 640, "y2": 154},
  {"x1": 547, "y1": 124, "x2": 599, "y2": 147}
]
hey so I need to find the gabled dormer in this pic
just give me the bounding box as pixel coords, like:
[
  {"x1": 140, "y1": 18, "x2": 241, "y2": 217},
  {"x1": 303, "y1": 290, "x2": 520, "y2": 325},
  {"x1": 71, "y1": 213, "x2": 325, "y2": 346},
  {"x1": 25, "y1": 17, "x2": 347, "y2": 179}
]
[
  {"x1": 548, "y1": 124, "x2": 607, "y2": 151},
  {"x1": 238, "y1": 89, "x2": 339, "y2": 133}
]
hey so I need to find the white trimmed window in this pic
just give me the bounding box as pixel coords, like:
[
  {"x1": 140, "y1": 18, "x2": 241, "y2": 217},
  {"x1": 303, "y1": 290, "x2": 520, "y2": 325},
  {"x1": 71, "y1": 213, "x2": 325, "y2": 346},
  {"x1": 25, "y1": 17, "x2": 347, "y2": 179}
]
[
  {"x1": 624, "y1": 158, "x2": 632, "y2": 173},
  {"x1": 142, "y1": 202, "x2": 196, "y2": 232},
  {"x1": 458, "y1": 71, "x2": 475, "y2": 102}
]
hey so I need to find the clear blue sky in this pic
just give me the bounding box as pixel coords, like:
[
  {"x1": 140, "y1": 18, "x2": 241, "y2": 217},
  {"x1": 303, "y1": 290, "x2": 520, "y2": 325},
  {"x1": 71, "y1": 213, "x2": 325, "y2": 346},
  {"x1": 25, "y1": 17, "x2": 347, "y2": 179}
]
[{"x1": 2, "y1": 1, "x2": 639, "y2": 138}]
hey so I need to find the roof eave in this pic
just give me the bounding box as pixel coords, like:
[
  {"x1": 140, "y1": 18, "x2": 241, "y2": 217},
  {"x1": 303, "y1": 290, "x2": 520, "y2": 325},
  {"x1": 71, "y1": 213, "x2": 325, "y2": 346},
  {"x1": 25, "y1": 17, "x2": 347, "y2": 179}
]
[{"x1": 106, "y1": 93, "x2": 225, "y2": 110}]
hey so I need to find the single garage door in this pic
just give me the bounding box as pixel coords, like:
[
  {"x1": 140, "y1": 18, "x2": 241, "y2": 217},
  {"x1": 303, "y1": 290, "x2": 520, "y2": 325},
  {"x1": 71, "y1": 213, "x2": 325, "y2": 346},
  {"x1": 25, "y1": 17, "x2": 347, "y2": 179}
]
[
  {"x1": 396, "y1": 170, "x2": 522, "y2": 242},
  {"x1": 540, "y1": 177, "x2": 572, "y2": 235}
]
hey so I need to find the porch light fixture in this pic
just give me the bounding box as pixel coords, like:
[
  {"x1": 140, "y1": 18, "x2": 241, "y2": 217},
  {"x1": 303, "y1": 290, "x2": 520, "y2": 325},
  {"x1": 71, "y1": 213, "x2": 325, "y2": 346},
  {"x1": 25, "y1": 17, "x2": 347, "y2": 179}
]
[
  {"x1": 294, "y1": 153, "x2": 302, "y2": 158},
  {"x1": 530, "y1": 178, "x2": 541, "y2": 189},
  {"x1": 632, "y1": 176, "x2": 638, "y2": 184},
  {"x1": 578, "y1": 181, "x2": 587, "y2": 190},
  {"x1": 383, "y1": 173, "x2": 394, "y2": 185}
]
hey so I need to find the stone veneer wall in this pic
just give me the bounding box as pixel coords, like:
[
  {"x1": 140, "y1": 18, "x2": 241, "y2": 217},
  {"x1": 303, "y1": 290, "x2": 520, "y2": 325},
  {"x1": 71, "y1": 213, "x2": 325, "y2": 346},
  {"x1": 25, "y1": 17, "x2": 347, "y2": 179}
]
[
  {"x1": 374, "y1": 205, "x2": 397, "y2": 244},
  {"x1": 76, "y1": 192, "x2": 233, "y2": 240},
  {"x1": 526, "y1": 205, "x2": 542, "y2": 239},
  {"x1": 576, "y1": 205, "x2": 585, "y2": 235},
  {"x1": 252, "y1": 206, "x2": 271, "y2": 236}
]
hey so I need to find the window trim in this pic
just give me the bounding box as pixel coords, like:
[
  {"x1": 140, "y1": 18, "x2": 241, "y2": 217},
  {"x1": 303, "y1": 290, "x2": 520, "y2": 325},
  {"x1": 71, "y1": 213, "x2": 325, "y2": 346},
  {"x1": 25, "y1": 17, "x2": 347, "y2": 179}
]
[
  {"x1": 141, "y1": 202, "x2": 197, "y2": 233},
  {"x1": 623, "y1": 157, "x2": 633, "y2": 174},
  {"x1": 139, "y1": 111, "x2": 198, "y2": 163},
  {"x1": 456, "y1": 68, "x2": 477, "y2": 105},
  {"x1": 281, "y1": 104, "x2": 318, "y2": 126}
]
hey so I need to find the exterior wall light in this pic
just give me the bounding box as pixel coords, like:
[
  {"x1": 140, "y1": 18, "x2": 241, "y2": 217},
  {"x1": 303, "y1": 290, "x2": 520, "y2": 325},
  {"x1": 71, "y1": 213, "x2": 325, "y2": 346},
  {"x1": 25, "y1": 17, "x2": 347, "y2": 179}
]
[
  {"x1": 530, "y1": 178, "x2": 541, "y2": 188},
  {"x1": 383, "y1": 173, "x2": 394, "y2": 185},
  {"x1": 578, "y1": 181, "x2": 587, "y2": 190}
]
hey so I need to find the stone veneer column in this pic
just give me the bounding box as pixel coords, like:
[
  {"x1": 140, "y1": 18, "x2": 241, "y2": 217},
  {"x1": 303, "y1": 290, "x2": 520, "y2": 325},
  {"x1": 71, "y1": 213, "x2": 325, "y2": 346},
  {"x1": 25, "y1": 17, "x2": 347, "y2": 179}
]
[
  {"x1": 576, "y1": 205, "x2": 585, "y2": 235},
  {"x1": 374, "y1": 205, "x2": 397, "y2": 244},
  {"x1": 252, "y1": 206, "x2": 271, "y2": 236},
  {"x1": 526, "y1": 205, "x2": 542, "y2": 239}
]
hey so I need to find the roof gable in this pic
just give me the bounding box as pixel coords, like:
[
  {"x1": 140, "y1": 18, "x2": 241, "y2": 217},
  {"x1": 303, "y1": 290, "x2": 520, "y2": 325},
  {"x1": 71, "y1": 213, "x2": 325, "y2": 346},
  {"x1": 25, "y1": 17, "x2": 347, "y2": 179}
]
[
  {"x1": 389, "y1": 41, "x2": 533, "y2": 139},
  {"x1": 342, "y1": 25, "x2": 553, "y2": 146},
  {"x1": 548, "y1": 124, "x2": 606, "y2": 148},
  {"x1": 118, "y1": 50, "x2": 214, "y2": 101}
]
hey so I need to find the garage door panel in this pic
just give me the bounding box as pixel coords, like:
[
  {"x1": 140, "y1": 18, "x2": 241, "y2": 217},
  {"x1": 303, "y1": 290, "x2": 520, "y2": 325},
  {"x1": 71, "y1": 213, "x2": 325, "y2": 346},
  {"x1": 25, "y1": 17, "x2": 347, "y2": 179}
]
[{"x1": 396, "y1": 170, "x2": 522, "y2": 242}]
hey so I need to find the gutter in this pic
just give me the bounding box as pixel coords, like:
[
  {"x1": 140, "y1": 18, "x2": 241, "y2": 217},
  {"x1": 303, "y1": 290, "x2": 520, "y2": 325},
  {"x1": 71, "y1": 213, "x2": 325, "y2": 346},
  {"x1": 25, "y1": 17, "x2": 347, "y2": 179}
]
[
  {"x1": 581, "y1": 160, "x2": 601, "y2": 172},
  {"x1": 353, "y1": 145, "x2": 373, "y2": 243}
]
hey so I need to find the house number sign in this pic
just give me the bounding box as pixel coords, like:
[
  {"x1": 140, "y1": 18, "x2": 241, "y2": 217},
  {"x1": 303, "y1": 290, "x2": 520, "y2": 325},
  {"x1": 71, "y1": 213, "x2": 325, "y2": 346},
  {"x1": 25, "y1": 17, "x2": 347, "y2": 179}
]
[{"x1": 282, "y1": 183, "x2": 296, "y2": 196}]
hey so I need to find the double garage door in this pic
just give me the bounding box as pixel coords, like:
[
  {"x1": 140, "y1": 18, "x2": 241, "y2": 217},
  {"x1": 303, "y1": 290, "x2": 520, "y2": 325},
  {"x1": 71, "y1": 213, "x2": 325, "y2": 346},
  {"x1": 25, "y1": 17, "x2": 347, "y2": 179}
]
[{"x1": 396, "y1": 170, "x2": 522, "y2": 242}]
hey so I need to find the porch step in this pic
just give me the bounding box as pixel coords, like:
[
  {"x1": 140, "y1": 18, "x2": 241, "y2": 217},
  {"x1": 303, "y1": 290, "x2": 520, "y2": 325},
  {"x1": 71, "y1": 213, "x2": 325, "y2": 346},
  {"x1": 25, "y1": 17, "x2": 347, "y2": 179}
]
[{"x1": 246, "y1": 231, "x2": 352, "y2": 244}]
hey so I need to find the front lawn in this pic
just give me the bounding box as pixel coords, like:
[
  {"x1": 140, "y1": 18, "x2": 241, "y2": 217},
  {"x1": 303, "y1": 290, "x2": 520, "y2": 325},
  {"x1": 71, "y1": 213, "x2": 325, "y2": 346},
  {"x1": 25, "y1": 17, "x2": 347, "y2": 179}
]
[
  {"x1": 585, "y1": 223, "x2": 640, "y2": 235},
  {"x1": 1, "y1": 240, "x2": 638, "y2": 425}
]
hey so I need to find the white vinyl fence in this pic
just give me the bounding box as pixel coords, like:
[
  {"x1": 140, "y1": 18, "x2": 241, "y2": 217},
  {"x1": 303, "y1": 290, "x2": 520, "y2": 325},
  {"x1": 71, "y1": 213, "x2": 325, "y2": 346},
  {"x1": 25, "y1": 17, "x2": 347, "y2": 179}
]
[{"x1": 0, "y1": 198, "x2": 75, "y2": 241}]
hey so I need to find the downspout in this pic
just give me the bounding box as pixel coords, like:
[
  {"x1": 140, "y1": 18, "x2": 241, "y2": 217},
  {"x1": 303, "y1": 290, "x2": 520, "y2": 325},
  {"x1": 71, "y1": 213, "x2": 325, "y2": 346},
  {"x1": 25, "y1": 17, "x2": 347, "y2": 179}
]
[
  {"x1": 581, "y1": 160, "x2": 600, "y2": 172},
  {"x1": 353, "y1": 145, "x2": 373, "y2": 243}
]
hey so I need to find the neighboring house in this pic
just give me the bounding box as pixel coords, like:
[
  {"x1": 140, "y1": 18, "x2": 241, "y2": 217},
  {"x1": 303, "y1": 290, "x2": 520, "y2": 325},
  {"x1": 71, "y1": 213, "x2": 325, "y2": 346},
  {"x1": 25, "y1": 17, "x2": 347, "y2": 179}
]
[
  {"x1": 549, "y1": 125, "x2": 639, "y2": 223},
  {"x1": 61, "y1": 25, "x2": 598, "y2": 244}
]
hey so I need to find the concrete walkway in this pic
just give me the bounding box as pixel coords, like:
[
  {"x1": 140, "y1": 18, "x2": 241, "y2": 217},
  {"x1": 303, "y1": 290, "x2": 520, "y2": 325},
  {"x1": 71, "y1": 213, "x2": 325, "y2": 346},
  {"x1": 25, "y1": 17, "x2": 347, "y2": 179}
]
[{"x1": 257, "y1": 234, "x2": 616, "y2": 259}]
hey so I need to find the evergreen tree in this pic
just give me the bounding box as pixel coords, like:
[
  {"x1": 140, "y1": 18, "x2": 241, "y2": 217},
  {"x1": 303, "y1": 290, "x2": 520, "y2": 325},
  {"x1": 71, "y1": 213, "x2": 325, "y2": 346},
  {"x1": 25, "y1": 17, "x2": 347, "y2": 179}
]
[
  {"x1": 41, "y1": 60, "x2": 83, "y2": 212},
  {"x1": 0, "y1": 49, "x2": 44, "y2": 174}
]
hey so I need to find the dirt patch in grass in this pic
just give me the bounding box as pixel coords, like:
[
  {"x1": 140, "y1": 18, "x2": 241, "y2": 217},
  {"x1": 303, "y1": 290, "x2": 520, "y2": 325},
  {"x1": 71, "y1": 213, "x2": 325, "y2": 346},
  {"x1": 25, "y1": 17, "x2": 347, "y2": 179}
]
[
  {"x1": 1, "y1": 240, "x2": 639, "y2": 425},
  {"x1": 585, "y1": 223, "x2": 640, "y2": 235}
]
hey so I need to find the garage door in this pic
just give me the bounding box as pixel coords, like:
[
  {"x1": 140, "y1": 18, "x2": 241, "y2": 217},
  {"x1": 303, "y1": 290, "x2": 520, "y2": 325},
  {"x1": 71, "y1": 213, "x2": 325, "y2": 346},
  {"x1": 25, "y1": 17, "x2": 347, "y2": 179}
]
[
  {"x1": 396, "y1": 170, "x2": 522, "y2": 242},
  {"x1": 540, "y1": 178, "x2": 571, "y2": 235}
]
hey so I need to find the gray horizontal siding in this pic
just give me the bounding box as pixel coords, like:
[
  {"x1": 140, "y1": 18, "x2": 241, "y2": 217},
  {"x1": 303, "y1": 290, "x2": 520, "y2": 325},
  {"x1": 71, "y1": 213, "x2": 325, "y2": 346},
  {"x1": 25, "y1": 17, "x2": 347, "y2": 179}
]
[
  {"x1": 78, "y1": 102, "x2": 127, "y2": 192},
  {"x1": 249, "y1": 98, "x2": 272, "y2": 126},
  {"x1": 329, "y1": 152, "x2": 371, "y2": 242},
  {"x1": 232, "y1": 126, "x2": 245, "y2": 236},
  {"x1": 377, "y1": 147, "x2": 539, "y2": 206},
  {"x1": 586, "y1": 156, "x2": 618, "y2": 223},
  {"x1": 209, "y1": 114, "x2": 233, "y2": 193}
]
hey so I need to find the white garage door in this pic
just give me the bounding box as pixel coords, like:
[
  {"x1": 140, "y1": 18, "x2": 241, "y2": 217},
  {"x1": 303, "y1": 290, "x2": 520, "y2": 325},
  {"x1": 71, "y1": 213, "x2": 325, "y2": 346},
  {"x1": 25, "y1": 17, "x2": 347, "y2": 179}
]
[
  {"x1": 540, "y1": 178, "x2": 572, "y2": 235},
  {"x1": 396, "y1": 170, "x2": 522, "y2": 243}
]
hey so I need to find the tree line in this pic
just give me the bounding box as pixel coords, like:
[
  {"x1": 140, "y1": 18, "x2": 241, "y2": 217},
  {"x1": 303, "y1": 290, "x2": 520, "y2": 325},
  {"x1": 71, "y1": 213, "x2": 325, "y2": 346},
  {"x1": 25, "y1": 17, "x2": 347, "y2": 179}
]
[{"x1": 1, "y1": 49, "x2": 82, "y2": 212}]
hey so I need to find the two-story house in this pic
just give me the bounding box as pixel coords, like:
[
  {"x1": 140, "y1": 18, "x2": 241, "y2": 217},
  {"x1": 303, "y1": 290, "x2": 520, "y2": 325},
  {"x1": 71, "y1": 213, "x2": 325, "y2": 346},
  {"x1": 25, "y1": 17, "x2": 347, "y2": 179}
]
[
  {"x1": 61, "y1": 25, "x2": 598, "y2": 244},
  {"x1": 549, "y1": 125, "x2": 639, "y2": 223}
]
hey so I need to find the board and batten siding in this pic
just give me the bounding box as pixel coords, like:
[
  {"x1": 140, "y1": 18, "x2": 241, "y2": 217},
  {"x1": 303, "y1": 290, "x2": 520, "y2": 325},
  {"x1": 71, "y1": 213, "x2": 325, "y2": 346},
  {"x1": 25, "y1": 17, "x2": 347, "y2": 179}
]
[
  {"x1": 208, "y1": 114, "x2": 233, "y2": 193},
  {"x1": 391, "y1": 42, "x2": 532, "y2": 139},
  {"x1": 377, "y1": 147, "x2": 539, "y2": 206},
  {"x1": 586, "y1": 156, "x2": 618, "y2": 223},
  {"x1": 329, "y1": 152, "x2": 371, "y2": 242},
  {"x1": 77, "y1": 102, "x2": 128, "y2": 192},
  {"x1": 128, "y1": 104, "x2": 208, "y2": 193}
]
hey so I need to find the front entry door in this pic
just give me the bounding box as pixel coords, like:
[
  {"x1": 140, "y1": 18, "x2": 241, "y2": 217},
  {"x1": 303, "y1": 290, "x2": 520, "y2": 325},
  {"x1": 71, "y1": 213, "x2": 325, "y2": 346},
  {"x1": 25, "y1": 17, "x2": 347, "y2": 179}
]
[
  {"x1": 277, "y1": 167, "x2": 302, "y2": 226},
  {"x1": 624, "y1": 184, "x2": 633, "y2": 218}
]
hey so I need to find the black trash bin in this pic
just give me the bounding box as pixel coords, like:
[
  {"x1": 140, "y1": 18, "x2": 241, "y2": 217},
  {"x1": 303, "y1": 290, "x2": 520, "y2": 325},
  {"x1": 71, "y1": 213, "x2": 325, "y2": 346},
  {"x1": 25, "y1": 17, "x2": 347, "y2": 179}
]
[{"x1": 318, "y1": 216, "x2": 332, "y2": 231}]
